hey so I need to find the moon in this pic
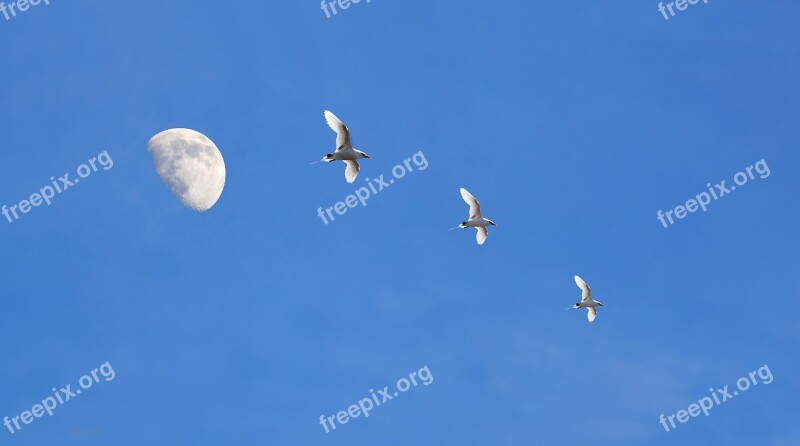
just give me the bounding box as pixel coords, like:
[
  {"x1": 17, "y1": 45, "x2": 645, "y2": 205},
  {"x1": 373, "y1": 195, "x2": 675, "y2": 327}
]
[{"x1": 147, "y1": 128, "x2": 226, "y2": 212}]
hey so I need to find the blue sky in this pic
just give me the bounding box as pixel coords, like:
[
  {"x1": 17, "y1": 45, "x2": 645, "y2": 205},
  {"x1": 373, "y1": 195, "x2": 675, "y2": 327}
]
[{"x1": 0, "y1": 0, "x2": 798, "y2": 444}]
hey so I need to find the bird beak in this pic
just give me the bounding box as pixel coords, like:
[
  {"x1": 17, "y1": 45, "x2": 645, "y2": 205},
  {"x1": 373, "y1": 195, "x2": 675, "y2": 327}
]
[{"x1": 364, "y1": 154, "x2": 372, "y2": 159}]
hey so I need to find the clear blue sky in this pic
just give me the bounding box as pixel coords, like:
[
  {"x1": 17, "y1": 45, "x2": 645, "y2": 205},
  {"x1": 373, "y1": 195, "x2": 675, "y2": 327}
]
[{"x1": 0, "y1": 1, "x2": 798, "y2": 444}]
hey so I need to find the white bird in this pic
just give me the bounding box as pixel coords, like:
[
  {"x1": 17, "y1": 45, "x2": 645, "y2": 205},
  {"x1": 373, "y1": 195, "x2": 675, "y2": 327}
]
[
  {"x1": 315, "y1": 110, "x2": 372, "y2": 183},
  {"x1": 571, "y1": 275, "x2": 604, "y2": 322},
  {"x1": 453, "y1": 188, "x2": 496, "y2": 245}
]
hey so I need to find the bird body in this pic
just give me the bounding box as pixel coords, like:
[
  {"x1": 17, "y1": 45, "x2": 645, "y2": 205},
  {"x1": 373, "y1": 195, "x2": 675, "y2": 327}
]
[
  {"x1": 324, "y1": 147, "x2": 369, "y2": 161},
  {"x1": 460, "y1": 216, "x2": 494, "y2": 228},
  {"x1": 316, "y1": 110, "x2": 371, "y2": 183}
]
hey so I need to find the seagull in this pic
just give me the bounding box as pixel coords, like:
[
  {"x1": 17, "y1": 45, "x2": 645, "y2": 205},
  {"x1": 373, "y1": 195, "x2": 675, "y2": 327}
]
[
  {"x1": 452, "y1": 188, "x2": 496, "y2": 245},
  {"x1": 315, "y1": 110, "x2": 372, "y2": 183},
  {"x1": 571, "y1": 275, "x2": 604, "y2": 322}
]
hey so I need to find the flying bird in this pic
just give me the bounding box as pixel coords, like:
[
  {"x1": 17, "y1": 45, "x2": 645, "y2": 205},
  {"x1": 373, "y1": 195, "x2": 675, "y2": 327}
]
[
  {"x1": 314, "y1": 110, "x2": 372, "y2": 183},
  {"x1": 571, "y1": 275, "x2": 604, "y2": 322},
  {"x1": 452, "y1": 188, "x2": 497, "y2": 245}
]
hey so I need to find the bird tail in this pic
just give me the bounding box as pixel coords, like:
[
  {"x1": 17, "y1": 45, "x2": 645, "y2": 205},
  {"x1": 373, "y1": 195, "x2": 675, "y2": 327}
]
[{"x1": 310, "y1": 155, "x2": 336, "y2": 165}]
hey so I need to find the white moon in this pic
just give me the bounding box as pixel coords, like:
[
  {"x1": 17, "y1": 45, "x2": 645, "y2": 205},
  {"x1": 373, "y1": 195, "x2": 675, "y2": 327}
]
[{"x1": 147, "y1": 128, "x2": 226, "y2": 212}]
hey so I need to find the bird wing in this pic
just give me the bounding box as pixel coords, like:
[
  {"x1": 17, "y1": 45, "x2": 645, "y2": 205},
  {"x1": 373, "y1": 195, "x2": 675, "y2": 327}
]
[
  {"x1": 587, "y1": 306, "x2": 597, "y2": 322},
  {"x1": 476, "y1": 226, "x2": 488, "y2": 245},
  {"x1": 460, "y1": 188, "x2": 482, "y2": 219},
  {"x1": 324, "y1": 110, "x2": 351, "y2": 151},
  {"x1": 344, "y1": 160, "x2": 360, "y2": 184},
  {"x1": 574, "y1": 275, "x2": 592, "y2": 302}
]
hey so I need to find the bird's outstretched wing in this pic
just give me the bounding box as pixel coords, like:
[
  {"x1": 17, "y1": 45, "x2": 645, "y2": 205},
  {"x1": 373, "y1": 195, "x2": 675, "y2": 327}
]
[
  {"x1": 574, "y1": 275, "x2": 592, "y2": 302},
  {"x1": 476, "y1": 227, "x2": 488, "y2": 245},
  {"x1": 587, "y1": 306, "x2": 597, "y2": 322},
  {"x1": 324, "y1": 110, "x2": 351, "y2": 151},
  {"x1": 460, "y1": 188, "x2": 482, "y2": 219},
  {"x1": 344, "y1": 160, "x2": 360, "y2": 183}
]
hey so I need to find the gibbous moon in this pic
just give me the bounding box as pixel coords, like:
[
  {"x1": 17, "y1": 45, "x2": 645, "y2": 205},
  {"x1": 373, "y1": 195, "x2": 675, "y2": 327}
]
[{"x1": 147, "y1": 128, "x2": 226, "y2": 212}]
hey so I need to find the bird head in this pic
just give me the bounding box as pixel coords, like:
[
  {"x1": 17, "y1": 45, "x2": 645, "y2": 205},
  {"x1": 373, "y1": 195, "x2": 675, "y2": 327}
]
[
  {"x1": 358, "y1": 150, "x2": 371, "y2": 159},
  {"x1": 573, "y1": 303, "x2": 581, "y2": 309},
  {"x1": 596, "y1": 301, "x2": 604, "y2": 307},
  {"x1": 487, "y1": 220, "x2": 497, "y2": 226}
]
